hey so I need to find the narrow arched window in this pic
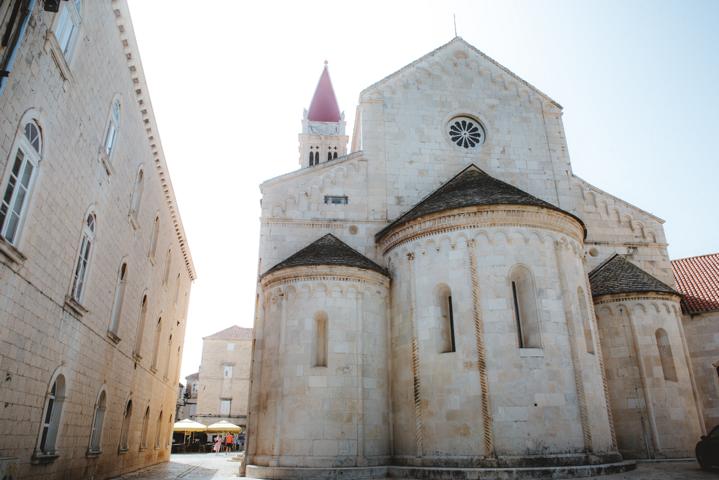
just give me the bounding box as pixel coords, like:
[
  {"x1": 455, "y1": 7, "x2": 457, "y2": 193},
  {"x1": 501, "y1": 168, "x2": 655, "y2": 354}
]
[
  {"x1": 437, "y1": 284, "x2": 456, "y2": 353},
  {"x1": 577, "y1": 286, "x2": 595, "y2": 354},
  {"x1": 39, "y1": 374, "x2": 65, "y2": 454},
  {"x1": 656, "y1": 328, "x2": 677, "y2": 382},
  {"x1": 165, "y1": 415, "x2": 173, "y2": 449},
  {"x1": 163, "y1": 249, "x2": 172, "y2": 286},
  {"x1": 509, "y1": 266, "x2": 541, "y2": 348},
  {"x1": 163, "y1": 334, "x2": 173, "y2": 379},
  {"x1": 103, "y1": 98, "x2": 121, "y2": 159},
  {"x1": 119, "y1": 399, "x2": 132, "y2": 451},
  {"x1": 133, "y1": 294, "x2": 148, "y2": 359},
  {"x1": 108, "y1": 262, "x2": 128, "y2": 338},
  {"x1": 154, "y1": 411, "x2": 163, "y2": 449},
  {"x1": 313, "y1": 311, "x2": 328, "y2": 367},
  {"x1": 88, "y1": 390, "x2": 106, "y2": 453},
  {"x1": 151, "y1": 317, "x2": 162, "y2": 371},
  {"x1": 70, "y1": 213, "x2": 96, "y2": 303},
  {"x1": 129, "y1": 168, "x2": 144, "y2": 223},
  {"x1": 140, "y1": 406, "x2": 150, "y2": 450},
  {"x1": 148, "y1": 214, "x2": 160, "y2": 260},
  {"x1": 0, "y1": 120, "x2": 42, "y2": 245},
  {"x1": 333, "y1": 151, "x2": 338, "y2": 159},
  {"x1": 327, "y1": 151, "x2": 332, "y2": 161}
]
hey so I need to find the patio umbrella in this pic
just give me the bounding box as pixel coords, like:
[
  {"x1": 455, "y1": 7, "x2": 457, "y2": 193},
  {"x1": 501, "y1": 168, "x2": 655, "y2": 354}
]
[
  {"x1": 173, "y1": 418, "x2": 207, "y2": 432},
  {"x1": 206, "y1": 420, "x2": 241, "y2": 433}
]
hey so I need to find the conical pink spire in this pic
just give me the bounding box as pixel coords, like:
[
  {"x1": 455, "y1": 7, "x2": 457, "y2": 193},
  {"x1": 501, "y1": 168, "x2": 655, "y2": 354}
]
[{"x1": 307, "y1": 61, "x2": 341, "y2": 122}]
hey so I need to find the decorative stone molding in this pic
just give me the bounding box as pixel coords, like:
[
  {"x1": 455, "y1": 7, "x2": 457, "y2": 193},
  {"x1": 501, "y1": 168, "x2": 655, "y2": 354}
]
[
  {"x1": 260, "y1": 264, "x2": 389, "y2": 292},
  {"x1": 378, "y1": 204, "x2": 584, "y2": 254},
  {"x1": 110, "y1": 1, "x2": 195, "y2": 280},
  {"x1": 592, "y1": 291, "x2": 681, "y2": 307}
]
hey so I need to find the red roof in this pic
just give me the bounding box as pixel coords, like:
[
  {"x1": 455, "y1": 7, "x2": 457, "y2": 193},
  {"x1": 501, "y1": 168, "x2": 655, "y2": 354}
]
[
  {"x1": 671, "y1": 252, "x2": 719, "y2": 314},
  {"x1": 307, "y1": 62, "x2": 341, "y2": 122},
  {"x1": 203, "y1": 325, "x2": 253, "y2": 340}
]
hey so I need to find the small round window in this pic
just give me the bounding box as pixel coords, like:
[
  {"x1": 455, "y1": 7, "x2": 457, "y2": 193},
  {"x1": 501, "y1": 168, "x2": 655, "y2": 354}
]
[{"x1": 448, "y1": 116, "x2": 485, "y2": 149}]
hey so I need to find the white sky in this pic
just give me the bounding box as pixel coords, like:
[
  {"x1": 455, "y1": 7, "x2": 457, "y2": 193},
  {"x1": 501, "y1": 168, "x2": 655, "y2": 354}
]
[{"x1": 126, "y1": 0, "x2": 719, "y2": 380}]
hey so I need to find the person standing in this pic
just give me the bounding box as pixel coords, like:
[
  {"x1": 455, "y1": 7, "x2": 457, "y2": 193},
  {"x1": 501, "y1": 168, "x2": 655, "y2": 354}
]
[
  {"x1": 213, "y1": 435, "x2": 222, "y2": 454},
  {"x1": 225, "y1": 432, "x2": 234, "y2": 453}
]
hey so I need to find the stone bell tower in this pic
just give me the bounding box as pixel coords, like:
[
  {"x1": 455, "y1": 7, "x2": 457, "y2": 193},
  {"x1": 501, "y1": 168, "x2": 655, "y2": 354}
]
[{"x1": 298, "y1": 61, "x2": 348, "y2": 168}]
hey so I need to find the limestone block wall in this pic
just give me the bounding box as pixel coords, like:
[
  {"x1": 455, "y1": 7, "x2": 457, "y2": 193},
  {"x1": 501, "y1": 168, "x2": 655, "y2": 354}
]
[
  {"x1": 249, "y1": 266, "x2": 390, "y2": 468},
  {"x1": 682, "y1": 311, "x2": 719, "y2": 431},
  {"x1": 594, "y1": 296, "x2": 703, "y2": 458},
  {"x1": 0, "y1": 2, "x2": 193, "y2": 479},
  {"x1": 356, "y1": 40, "x2": 573, "y2": 226},
  {"x1": 383, "y1": 210, "x2": 615, "y2": 467},
  {"x1": 196, "y1": 337, "x2": 252, "y2": 426}
]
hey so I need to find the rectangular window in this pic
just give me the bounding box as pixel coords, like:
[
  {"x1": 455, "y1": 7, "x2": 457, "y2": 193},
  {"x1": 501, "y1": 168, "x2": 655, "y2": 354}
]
[
  {"x1": 0, "y1": 150, "x2": 34, "y2": 245},
  {"x1": 219, "y1": 399, "x2": 231, "y2": 415},
  {"x1": 223, "y1": 365, "x2": 233, "y2": 378},
  {"x1": 226, "y1": 343, "x2": 235, "y2": 352},
  {"x1": 55, "y1": 7, "x2": 75, "y2": 54},
  {"x1": 324, "y1": 195, "x2": 348, "y2": 205}
]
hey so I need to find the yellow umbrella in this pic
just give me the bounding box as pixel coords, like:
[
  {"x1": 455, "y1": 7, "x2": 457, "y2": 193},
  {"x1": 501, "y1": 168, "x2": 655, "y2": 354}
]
[
  {"x1": 173, "y1": 418, "x2": 207, "y2": 432},
  {"x1": 206, "y1": 420, "x2": 241, "y2": 433}
]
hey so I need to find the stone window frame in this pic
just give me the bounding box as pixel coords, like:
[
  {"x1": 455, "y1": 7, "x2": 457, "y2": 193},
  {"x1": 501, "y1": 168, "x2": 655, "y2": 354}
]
[
  {"x1": 435, "y1": 283, "x2": 457, "y2": 354},
  {"x1": 99, "y1": 96, "x2": 122, "y2": 175},
  {"x1": 445, "y1": 113, "x2": 486, "y2": 150},
  {"x1": 87, "y1": 387, "x2": 107, "y2": 456},
  {"x1": 66, "y1": 208, "x2": 97, "y2": 316},
  {"x1": 508, "y1": 264, "x2": 543, "y2": 350},
  {"x1": 46, "y1": 0, "x2": 82, "y2": 81},
  {"x1": 128, "y1": 166, "x2": 145, "y2": 230},
  {"x1": 655, "y1": 328, "x2": 678, "y2": 382},
  {"x1": 139, "y1": 405, "x2": 151, "y2": 451},
  {"x1": 148, "y1": 212, "x2": 160, "y2": 264},
  {"x1": 133, "y1": 291, "x2": 150, "y2": 361},
  {"x1": 33, "y1": 370, "x2": 66, "y2": 463},
  {"x1": 108, "y1": 259, "x2": 129, "y2": 343},
  {"x1": 118, "y1": 398, "x2": 133, "y2": 453},
  {"x1": 0, "y1": 113, "x2": 44, "y2": 263}
]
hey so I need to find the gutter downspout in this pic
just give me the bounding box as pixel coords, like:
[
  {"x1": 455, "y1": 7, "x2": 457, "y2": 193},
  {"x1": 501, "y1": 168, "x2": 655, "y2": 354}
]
[{"x1": 0, "y1": 0, "x2": 35, "y2": 96}]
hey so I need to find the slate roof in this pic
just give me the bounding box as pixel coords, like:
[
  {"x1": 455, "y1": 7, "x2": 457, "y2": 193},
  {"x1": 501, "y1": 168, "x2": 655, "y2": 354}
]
[
  {"x1": 376, "y1": 165, "x2": 585, "y2": 241},
  {"x1": 671, "y1": 253, "x2": 719, "y2": 314},
  {"x1": 263, "y1": 234, "x2": 389, "y2": 278},
  {"x1": 588, "y1": 254, "x2": 677, "y2": 298},
  {"x1": 203, "y1": 325, "x2": 253, "y2": 341}
]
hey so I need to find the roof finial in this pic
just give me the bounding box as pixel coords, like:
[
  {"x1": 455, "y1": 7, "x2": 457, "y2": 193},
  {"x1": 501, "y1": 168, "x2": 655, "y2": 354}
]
[
  {"x1": 453, "y1": 13, "x2": 457, "y2": 37},
  {"x1": 324, "y1": 59, "x2": 328, "y2": 66}
]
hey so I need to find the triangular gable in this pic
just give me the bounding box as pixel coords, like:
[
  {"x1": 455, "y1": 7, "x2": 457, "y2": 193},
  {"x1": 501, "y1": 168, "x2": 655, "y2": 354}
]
[
  {"x1": 376, "y1": 164, "x2": 583, "y2": 241},
  {"x1": 361, "y1": 37, "x2": 561, "y2": 109},
  {"x1": 204, "y1": 325, "x2": 253, "y2": 340},
  {"x1": 263, "y1": 234, "x2": 388, "y2": 277},
  {"x1": 589, "y1": 254, "x2": 677, "y2": 298}
]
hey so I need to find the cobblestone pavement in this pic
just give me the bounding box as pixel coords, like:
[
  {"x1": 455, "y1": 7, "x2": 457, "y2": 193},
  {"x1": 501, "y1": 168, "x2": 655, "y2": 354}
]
[{"x1": 114, "y1": 456, "x2": 715, "y2": 479}]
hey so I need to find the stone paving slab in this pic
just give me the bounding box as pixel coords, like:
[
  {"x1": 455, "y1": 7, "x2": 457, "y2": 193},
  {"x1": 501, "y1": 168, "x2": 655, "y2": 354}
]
[{"x1": 113, "y1": 456, "x2": 715, "y2": 480}]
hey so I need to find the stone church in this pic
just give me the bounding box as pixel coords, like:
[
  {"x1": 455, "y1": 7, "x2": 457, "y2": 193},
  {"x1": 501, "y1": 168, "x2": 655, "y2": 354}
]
[{"x1": 245, "y1": 38, "x2": 708, "y2": 478}]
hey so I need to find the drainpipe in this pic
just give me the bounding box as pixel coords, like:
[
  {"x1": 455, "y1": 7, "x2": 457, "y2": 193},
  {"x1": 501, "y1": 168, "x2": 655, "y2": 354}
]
[{"x1": 0, "y1": 0, "x2": 36, "y2": 97}]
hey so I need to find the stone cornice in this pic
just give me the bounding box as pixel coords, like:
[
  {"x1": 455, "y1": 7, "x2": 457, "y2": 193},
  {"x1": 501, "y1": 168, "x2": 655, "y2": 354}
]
[
  {"x1": 378, "y1": 205, "x2": 584, "y2": 255},
  {"x1": 592, "y1": 291, "x2": 681, "y2": 306},
  {"x1": 111, "y1": 1, "x2": 196, "y2": 280},
  {"x1": 261, "y1": 264, "x2": 389, "y2": 290}
]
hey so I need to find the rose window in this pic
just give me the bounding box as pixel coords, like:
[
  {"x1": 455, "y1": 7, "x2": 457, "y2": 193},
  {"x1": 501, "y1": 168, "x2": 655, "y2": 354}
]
[{"x1": 448, "y1": 116, "x2": 484, "y2": 149}]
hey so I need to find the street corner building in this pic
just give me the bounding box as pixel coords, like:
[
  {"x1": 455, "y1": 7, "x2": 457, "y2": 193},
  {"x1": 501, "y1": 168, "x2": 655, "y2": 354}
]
[
  {"x1": 244, "y1": 38, "x2": 712, "y2": 478},
  {"x1": 0, "y1": 2, "x2": 195, "y2": 480}
]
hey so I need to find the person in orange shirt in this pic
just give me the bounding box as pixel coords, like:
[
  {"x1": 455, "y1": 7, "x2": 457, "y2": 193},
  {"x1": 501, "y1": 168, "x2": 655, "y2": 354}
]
[{"x1": 225, "y1": 433, "x2": 234, "y2": 453}]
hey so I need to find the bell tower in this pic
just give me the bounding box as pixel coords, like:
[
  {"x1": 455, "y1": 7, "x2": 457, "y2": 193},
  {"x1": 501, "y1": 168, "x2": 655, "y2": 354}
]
[{"x1": 299, "y1": 61, "x2": 348, "y2": 168}]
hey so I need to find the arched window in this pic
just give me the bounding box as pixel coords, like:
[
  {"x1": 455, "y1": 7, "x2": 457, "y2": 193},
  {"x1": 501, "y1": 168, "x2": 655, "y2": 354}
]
[
  {"x1": 151, "y1": 317, "x2": 162, "y2": 371},
  {"x1": 163, "y1": 249, "x2": 172, "y2": 286},
  {"x1": 140, "y1": 406, "x2": 150, "y2": 450},
  {"x1": 436, "y1": 284, "x2": 456, "y2": 353},
  {"x1": 148, "y1": 214, "x2": 160, "y2": 260},
  {"x1": 163, "y1": 334, "x2": 173, "y2": 379},
  {"x1": 70, "y1": 213, "x2": 96, "y2": 303},
  {"x1": 154, "y1": 411, "x2": 163, "y2": 449},
  {"x1": 119, "y1": 399, "x2": 132, "y2": 451},
  {"x1": 656, "y1": 328, "x2": 677, "y2": 382},
  {"x1": 129, "y1": 168, "x2": 144, "y2": 223},
  {"x1": 333, "y1": 151, "x2": 338, "y2": 159},
  {"x1": 577, "y1": 287, "x2": 595, "y2": 354},
  {"x1": 509, "y1": 266, "x2": 541, "y2": 348},
  {"x1": 165, "y1": 415, "x2": 173, "y2": 449},
  {"x1": 53, "y1": 0, "x2": 82, "y2": 58},
  {"x1": 313, "y1": 311, "x2": 328, "y2": 367},
  {"x1": 327, "y1": 151, "x2": 332, "y2": 161},
  {"x1": 133, "y1": 294, "x2": 148, "y2": 359},
  {"x1": 0, "y1": 120, "x2": 42, "y2": 245},
  {"x1": 38, "y1": 374, "x2": 65, "y2": 455},
  {"x1": 108, "y1": 262, "x2": 128, "y2": 338},
  {"x1": 88, "y1": 389, "x2": 106, "y2": 453},
  {"x1": 103, "y1": 98, "x2": 121, "y2": 159}
]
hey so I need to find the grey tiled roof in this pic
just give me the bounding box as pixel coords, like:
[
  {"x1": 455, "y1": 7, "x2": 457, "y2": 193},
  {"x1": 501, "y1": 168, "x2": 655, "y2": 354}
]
[
  {"x1": 263, "y1": 234, "x2": 389, "y2": 278},
  {"x1": 589, "y1": 254, "x2": 677, "y2": 298},
  {"x1": 376, "y1": 165, "x2": 584, "y2": 241}
]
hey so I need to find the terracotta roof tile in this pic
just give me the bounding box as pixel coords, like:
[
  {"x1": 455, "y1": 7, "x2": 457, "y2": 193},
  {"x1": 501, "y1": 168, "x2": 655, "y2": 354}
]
[
  {"x1": 671, "y1": 253, "x2": 719, "y2": 314},
  {"x1": 589, "y1": 254, "x2": 677, "y2": 298},
  {"x1": 203, "y1": 325, "x2": 253, "y2": 340}
]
